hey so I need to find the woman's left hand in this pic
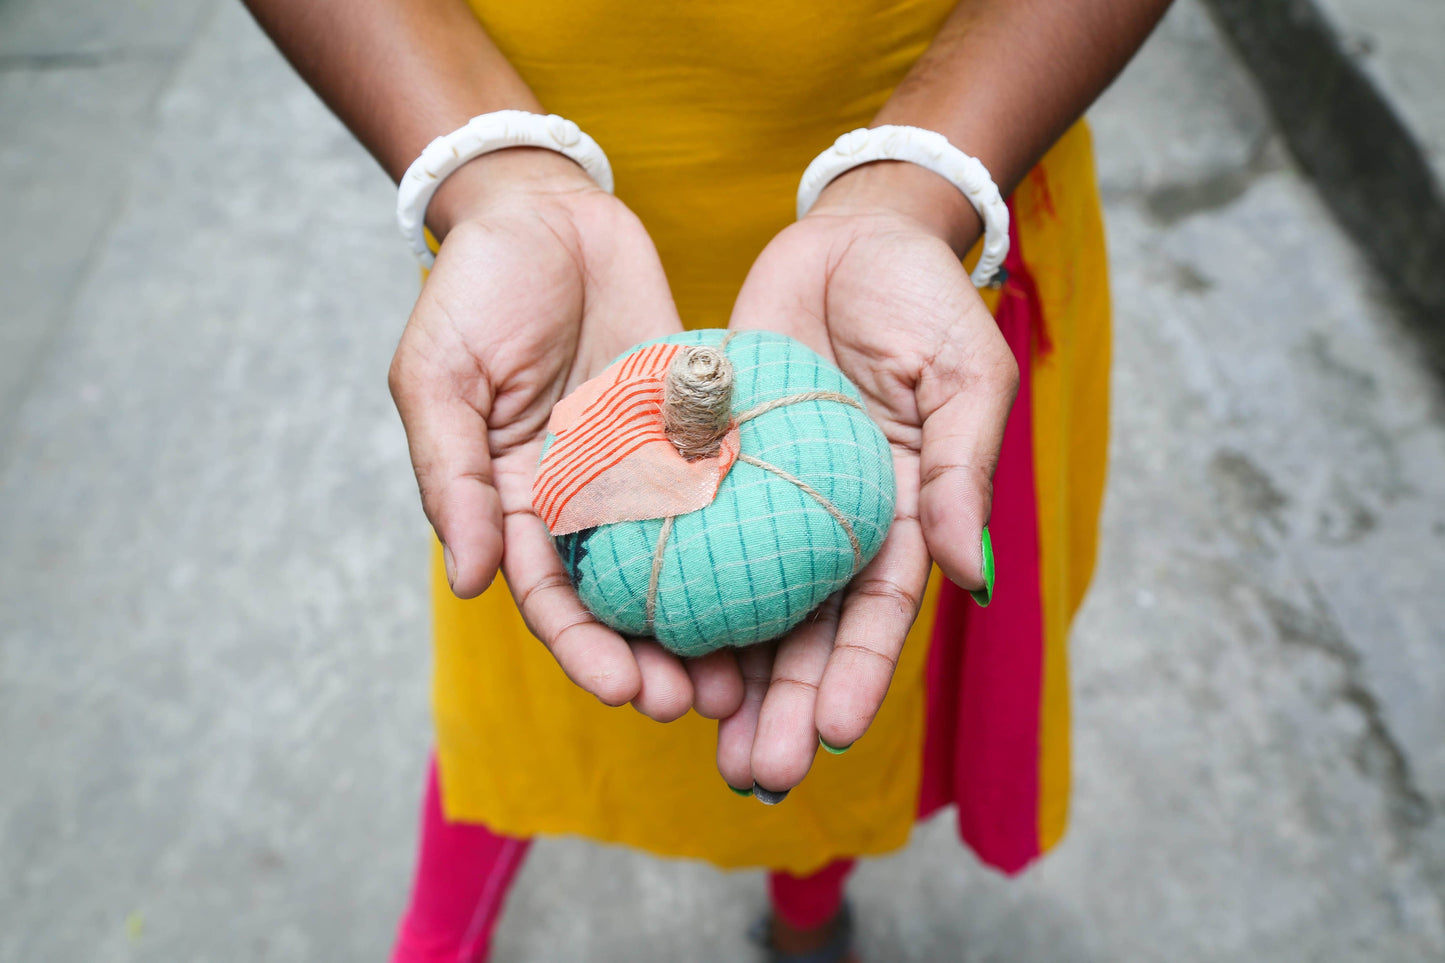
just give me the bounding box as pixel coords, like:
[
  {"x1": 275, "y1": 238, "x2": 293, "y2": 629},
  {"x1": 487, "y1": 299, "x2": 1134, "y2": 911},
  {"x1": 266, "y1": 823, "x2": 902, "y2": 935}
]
[{"x1": 717, "y1": 162, "x2": 1019, "y2": 796}]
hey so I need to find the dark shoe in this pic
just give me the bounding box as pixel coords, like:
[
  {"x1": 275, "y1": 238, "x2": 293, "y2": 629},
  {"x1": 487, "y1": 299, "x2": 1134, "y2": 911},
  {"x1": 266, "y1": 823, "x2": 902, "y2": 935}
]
[{"x1": 748, "y1": 902, "x2": 855, "y2": 963}]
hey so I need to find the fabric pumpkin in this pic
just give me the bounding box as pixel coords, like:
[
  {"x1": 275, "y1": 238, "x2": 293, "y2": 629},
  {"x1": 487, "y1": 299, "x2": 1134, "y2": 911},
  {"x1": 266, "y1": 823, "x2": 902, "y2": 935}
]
[{"x1": 534, "y1": 329, "x2": 895, "y2": 657}]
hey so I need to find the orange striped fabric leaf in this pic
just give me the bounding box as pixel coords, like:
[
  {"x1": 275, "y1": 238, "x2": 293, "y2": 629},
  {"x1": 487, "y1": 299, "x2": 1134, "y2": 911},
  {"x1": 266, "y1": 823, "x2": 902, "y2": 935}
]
[{"x1": 532, "y1": 343, "x2": 740, "y2": 536}]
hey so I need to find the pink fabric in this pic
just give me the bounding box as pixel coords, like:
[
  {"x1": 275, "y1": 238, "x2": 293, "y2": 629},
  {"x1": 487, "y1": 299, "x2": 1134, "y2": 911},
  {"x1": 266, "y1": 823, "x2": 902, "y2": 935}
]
[
  {"x1": 768, "y1": 858, "x2": 856, "y2": 930},
  {"x1": 917, "y1": 212, "x2": 1050, "y2": 875},
  {"x1": 391, "y1": 759, "x2": 531, "y2": 963},
  {"x1": 392, "y1": 758, "x2": 855, "y2": 962}
]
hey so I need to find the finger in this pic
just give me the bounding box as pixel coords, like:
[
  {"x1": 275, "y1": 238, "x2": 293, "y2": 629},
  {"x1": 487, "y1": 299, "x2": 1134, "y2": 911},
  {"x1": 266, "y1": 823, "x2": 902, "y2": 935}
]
[
  {"x1": 915, "y1": 322, "x2": 1018, "y2": 590},
  {"x1": 389, "y1": 334, "x2": 502, "y2": 600},
  {"x1": 501, "y1": 508, "x2": 641, "y2": 707},
  {"x1": 750, "y1": 596, "x2": 841, "y2": 792},
  {"x1": 814, "y1": 517, "x2": 931, "y2": 750},
  {"x1": 716, "y1": 645, "x2": 773, "y2": 792},
  {"x1": 685, "y1": 648, "x2": 745, "y2": 720},
  {"x1": 628, "y1": 640, "x2": 695, "y2": 723}
]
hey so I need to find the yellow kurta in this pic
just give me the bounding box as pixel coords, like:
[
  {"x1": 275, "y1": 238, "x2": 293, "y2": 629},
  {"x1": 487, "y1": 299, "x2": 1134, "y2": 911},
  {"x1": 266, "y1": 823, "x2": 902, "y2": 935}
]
[{"x1": 432, "y1": 0, "x2": 1110, "y2": 874}]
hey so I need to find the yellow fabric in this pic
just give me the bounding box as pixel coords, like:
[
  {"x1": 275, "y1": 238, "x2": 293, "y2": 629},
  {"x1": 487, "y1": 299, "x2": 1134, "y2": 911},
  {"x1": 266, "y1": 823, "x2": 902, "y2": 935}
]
[
  {"x1": 436, "y1": 554, "x2": 939, "y2": 873},
  {"x1": 430, "y1": 0, "x2": 1111, "y2": 872},
  {"x1": 468, "y1": 0, "x2": 959, "y2": 329}
]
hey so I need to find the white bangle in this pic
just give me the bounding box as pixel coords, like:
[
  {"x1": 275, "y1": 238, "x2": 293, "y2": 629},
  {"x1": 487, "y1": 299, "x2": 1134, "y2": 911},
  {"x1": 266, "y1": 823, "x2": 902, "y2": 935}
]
[
  {"x1": 796, "y1": 125, "x2": 1010, "y2": 288},
  {"x1": 395, "y1": 109, "x2": 614, "y2": 268}
]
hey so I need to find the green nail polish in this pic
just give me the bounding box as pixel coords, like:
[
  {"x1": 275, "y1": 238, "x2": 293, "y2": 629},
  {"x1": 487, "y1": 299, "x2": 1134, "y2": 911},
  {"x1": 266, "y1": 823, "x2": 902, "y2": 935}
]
[
  {"x1": 819, "y1": 734, "x2": 851, "y2": 755},
  {"x1": 727, "y1": 783, "x2": 752, "y2": 797},
  {"x1": 970, "y1": 526, "x2": 995, "y2": 608}
]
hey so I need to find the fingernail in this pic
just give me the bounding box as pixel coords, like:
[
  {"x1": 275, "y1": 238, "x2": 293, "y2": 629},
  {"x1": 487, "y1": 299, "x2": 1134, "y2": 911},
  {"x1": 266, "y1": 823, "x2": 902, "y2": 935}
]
[
  {"x1": 726, "y1": 783, "x2": 752, "y2": 797},
  {"x1": 819, "y1": 734, "x2": 852, "y2": 755},
  {"x1": 969, "y1": 526, "x2": 995, "y2": 608},
  {"x1": 442, "y1": 545, "x2": 457, "y2": 590},
  {"x1": 752, "y1": 784, "x2": 789, "y2": 806}
]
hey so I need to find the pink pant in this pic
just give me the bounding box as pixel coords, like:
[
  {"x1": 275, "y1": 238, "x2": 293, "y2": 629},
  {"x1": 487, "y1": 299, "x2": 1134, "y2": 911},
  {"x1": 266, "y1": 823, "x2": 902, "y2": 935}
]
[{"x1": 392, "y1": 758, "x2": 854, "y2": 962}]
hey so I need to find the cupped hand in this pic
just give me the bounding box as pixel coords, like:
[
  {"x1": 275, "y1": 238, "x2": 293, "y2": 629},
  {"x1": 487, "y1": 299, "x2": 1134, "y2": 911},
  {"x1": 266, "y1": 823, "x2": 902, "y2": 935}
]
[
  {"x1": 389, "y1": 147, "x2": 744, "y2": 722},
  {"x1": 717, "y1": 162, "x2": 1018, "y2": 795}
]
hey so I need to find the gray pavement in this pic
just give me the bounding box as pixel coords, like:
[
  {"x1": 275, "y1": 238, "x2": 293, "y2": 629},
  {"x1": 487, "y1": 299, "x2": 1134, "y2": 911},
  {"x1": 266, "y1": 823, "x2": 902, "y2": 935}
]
[
  {"x1": 1203, "y1": 0, "x2": 1445, "y2": 332},
  {"x1": 2, "y1": 1, "x2": 1443, "y2": 961},
  {"x1": 1321, "y1": 0, "x2": 1445, "y2": 179}
]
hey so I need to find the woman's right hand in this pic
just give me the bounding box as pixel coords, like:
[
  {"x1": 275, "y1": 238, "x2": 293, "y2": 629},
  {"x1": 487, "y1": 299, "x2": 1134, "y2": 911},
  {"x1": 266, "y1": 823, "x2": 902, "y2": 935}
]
[{"x1": 388, "y1": 148, "x2": 745, "y2": 722}]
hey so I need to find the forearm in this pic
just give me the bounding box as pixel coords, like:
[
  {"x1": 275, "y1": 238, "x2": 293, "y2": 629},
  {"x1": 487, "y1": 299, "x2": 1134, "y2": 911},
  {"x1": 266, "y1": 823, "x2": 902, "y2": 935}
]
[
  {"x1": 821, "y1": 0, "x2": 1173, "y2": 253},
  {"x1": 242, "y1": 0, "x2": 572, "y2": 236}
]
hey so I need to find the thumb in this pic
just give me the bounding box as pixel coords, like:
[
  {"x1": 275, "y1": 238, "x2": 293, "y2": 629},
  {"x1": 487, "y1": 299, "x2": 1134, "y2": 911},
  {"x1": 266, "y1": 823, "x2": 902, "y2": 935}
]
[
  {"x1": 388, "y1": 339, "x2": 503, "y2": 600},
  {"x1": 916, "y1": 331, "x2": 1018, "y2": 591}
]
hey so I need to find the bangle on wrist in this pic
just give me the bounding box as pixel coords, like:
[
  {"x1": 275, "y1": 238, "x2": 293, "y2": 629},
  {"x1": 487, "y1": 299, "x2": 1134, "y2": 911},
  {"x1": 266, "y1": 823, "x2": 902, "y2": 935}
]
[
  {"x1": 796, "y1": 125, "x2": 1009, "y2": 288},
  {"x1": 396, "y1": 109, "x2": 614, "y2": 268}
]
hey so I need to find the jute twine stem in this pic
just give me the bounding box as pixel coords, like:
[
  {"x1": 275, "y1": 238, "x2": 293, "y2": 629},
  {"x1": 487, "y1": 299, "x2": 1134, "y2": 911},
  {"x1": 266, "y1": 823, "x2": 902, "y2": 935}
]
[{"x1": 662, "y1": 346, "x2": 735, "y2": 460}]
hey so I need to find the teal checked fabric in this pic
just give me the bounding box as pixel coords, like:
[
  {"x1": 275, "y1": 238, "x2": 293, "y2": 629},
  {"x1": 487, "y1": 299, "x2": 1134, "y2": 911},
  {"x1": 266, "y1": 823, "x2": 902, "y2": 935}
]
[{"x1": 548, "y1": 330, "x2": 896, "y2": 656}]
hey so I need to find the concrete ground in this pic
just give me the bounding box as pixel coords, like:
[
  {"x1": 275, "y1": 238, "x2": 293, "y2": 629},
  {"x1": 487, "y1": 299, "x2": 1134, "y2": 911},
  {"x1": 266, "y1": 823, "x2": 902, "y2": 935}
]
[
  {"x1": 2, "y1": 1, "x2": 1442, "y2": 960},
  {"x1": 1316, "y1": 0, "x2": 1445, "y2": 180},
  {"x1": 1203, "y1": 0, "x2": 1445, "y2": 339}
]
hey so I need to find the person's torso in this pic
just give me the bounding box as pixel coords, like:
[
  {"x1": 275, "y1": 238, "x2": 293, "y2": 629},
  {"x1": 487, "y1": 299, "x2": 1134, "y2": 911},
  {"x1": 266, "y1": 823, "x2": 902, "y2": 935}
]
[{"x1": 466, "y1": 0, "x2": 957, "y2": 326}]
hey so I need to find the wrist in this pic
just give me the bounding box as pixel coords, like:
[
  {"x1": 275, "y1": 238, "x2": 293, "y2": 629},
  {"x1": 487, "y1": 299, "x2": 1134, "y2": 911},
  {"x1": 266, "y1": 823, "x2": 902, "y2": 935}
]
[
  {"x1": 808, "y1": 160, "x2": 983, "y2": 258},
  {"x1": 427, "y1": 145, "x2": 601, "y2": 241}
]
